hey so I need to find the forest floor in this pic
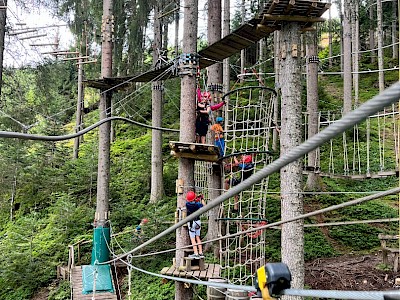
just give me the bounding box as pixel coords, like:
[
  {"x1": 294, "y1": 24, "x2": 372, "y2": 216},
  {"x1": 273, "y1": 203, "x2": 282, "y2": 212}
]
[
  {"x1": 305, "y1": 252, "x2": 399, "y2": 291},
  {"x1": 32, "y1": 252, "x2": 399, "y2": 300}
]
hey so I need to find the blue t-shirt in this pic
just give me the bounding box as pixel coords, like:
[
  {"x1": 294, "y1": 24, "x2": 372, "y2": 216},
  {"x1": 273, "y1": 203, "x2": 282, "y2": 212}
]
[{"x1": 186, "y1": 201, "x2": 203, "y2": 220}]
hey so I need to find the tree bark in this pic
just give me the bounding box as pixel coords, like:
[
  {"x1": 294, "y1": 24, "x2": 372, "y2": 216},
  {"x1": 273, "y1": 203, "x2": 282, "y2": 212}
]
[
  {"x1": 222, "y1": 0, "x2": 230, "y2": 95},
  {"x1": 279, "y1": 21, "x2": 304, "y2": 300},
  {"x1": 272, "y1": 31, "x2": 280, "y2": 152},
  {"x1": 96, "y1": 0, "x2": 113, "y2": 227},
  {"x1": 73, "y1": 59, "x2": 84, "y2": 159},
  {"x1": 369, "y1": 3, "x2": 376, "y2": 64},
  {"x1": 392, "y1": 0, "x2": 398, "y2": 59},
  {"x1": 305, "y1": 31, "x2": 321, "y2": 191},
  {"x1": 0, "y1": 0, "x2": 6, "y2": 98},
  {"x1": 240, "y1": 0, "x2": 246, "y2": 82},
  {"x1": 205, "y1": 0, "x2": 222, "y2": 256},
  {"x1": 351, "y1": 2, "x2": 360, "y2": 107},
  {"x1": 343, "y1": 0, "x2": 352, "y2": 114},
  {"x1": 175, "y1": 0, "x2": 180, "y2": 56},
  {"x1": 150, "y1": 4, "x2": 165, "y2": 203},
  {"x1": 175, "y1": 1, "x2": 198, "y2": 299},
  {"x1": 377, "y1": 0, "x2": 385, "y2": 92}
]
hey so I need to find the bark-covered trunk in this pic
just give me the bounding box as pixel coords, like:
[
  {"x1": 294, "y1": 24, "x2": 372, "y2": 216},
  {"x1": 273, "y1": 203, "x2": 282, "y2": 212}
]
[
  {"x1": 352, "y1": 2, "x2": 360, "y2": 107},
  {"x1": 305, "y1": 31, "x2": 321, "y2": 191},
  {"x1": 222, "y1": 0, "x2": 230, "y2": 94},
  {"x1": 0, "y1": 0, "x2": 7, "y2": 98},
  {"x1": 392, "y1": 0, "x2": 398, "y2": 59},
  {"x1": 96, "y1": 0, "x2": 113, "y2": 227},
  {"x1": 150, "y1": 3, "x2": 164, "y2": 203},
  {"x1": 343, "y1": 0, "x2": 352, "y2": 114},
  {"x1": 205, "y1": 0, "x2": 222, "y2": 256},
  {"x1": 272, "y1": 31, "x2": 280, "y2": 152},
  {"x1": 369, "y1": 3, "x2": 376, "y2": 64},
  {"x1": 175, "y1": 1, "x2": 198, "y2": 299},
  {"x1": 279, "y1": 21, "x2": 304, "y2": 300},
  {"x1": 377, "y1": 0, "x2": 385, "y2": 92},
  {"x1": 240, "y1": 0, "x2": 246, "y2": 82}
]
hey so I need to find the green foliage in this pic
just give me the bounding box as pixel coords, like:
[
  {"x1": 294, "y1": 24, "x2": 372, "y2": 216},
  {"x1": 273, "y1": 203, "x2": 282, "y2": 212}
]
[
  {"x1": 48, "y1": 280, "x2": 71, "y2": 300},
  {"x1": 329, "y1": 224, "x2": 382, "y2": 250},
  {"x1": 304, "y1": 228, "x2": 336, "y2": 260}
]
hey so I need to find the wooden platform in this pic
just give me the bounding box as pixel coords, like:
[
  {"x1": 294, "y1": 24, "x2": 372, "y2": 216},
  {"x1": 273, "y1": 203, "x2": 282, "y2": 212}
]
[
  {"x1": 85, "y1": 0, "x2": 330, "y2": 89},
  {"x1": 303, "y1": 170, "x2": 398, "y2": 180},
  {"x1": 71, "y1": 266, "x2": 118, "y2": 300},
  {"x1": 160, "y1": 263, "x2": 221, "y2": 280},
  {"x1": 169, "y1": 141, "x2": 220, "y2": 162}
]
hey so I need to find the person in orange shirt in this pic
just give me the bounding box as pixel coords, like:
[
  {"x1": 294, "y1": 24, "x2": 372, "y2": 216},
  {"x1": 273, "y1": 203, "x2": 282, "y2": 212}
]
[{"x1": 211, "y1": 116, "x2": 225, "y2": 157}]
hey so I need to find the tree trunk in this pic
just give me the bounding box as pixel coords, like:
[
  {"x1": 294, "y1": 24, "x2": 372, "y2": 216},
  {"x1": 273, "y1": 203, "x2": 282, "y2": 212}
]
[
  {"x1": 272, "y1": 31, "x2": 280, "y2": 152},
  {"x1": 0, "y1": 0, "x2": 6, "y2": 98},
  {"x1": 305, "y1": 31, "x2": 321, "y2": 191},
  {"x1": 205, "y1": 0, "x2": 222, "y2": 256},
  {"x1": 223, "y1": 0, "x2": 230, "y2": 95},
  {"x1": 392, "y1": 0, "x2": 398, "y2": 59},
  {"x1": 240, "y1": 0, "x2": 246, "y2": 82},
  {"x1": 352, "y1": 2, "x2": 360, "y2": 107},
  {"x1": 334, "y1": 0, "x2": 344, "y2": 74},
  {"x1": 96, "y1": 0, "x2": 113, "y2": 227},
  {"x1": 150, "y1": 4, "x2": 164, "y2": 203},
  {"x1": 279, "y1": 21, "x2": 304, "y2": 300},
  {"x1": 369, "y1": 4, "x2": 376, "y2": 64},
  {"x1": 175, "y1": 1, "x2": 198, "y2": 299},
  {"x1": 175, "y1": 0, "x2": 180, "y2": 56},
  {"x1": 343, "y1": 0, "x2": 352, "y2": 114},
  {"x1": 377, "y1": 0, "x2": 385, "y2": 92},
  {"x1": 73, "y1": 59, "x2": 84, "y2": 159},
  {"x1": 328, "y1": 0, "x2": 333, "y2": 69}
]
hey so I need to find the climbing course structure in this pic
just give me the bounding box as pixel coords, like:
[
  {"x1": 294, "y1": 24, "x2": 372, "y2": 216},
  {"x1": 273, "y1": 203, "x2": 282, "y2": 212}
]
[{"x1": 218, "y1": 86, "x2": 276, "y2": 286}]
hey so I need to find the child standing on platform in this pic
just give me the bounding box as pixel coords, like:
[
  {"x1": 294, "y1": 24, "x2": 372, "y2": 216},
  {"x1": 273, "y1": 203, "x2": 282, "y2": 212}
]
[{"x1": 185, "y1": 190, "x2": 206, "y2": 259}]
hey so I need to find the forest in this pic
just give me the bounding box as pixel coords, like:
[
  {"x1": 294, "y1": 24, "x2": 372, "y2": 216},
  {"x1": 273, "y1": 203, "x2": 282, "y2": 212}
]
[{"x1": 0, "y1": 0, "x2": 400, "y2": 299}]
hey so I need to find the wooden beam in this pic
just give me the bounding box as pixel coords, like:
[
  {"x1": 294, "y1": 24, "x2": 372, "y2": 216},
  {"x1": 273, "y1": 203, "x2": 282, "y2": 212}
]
[
  {"x1": 284, "y1": 0, "x2": 296, "y2": 14},
  {"x1": 62, "y1": 56, "x2": 90, "y2": 61},
  {"x1": 30, "y1": 43, "x2": 59, "y2": 47},
  {"x1": 9, "y1": 29, "x2": 37, "y2": 36},
  {"x1": 305, "y1": 1, "x2": 318, "y2": 16},
  {"x1": 266, "y1": 0, "x2": 280, "y2": 15},
  {"x1": 158, "y1": 6, "x2": 179, "y2": 18},
  {"x1": 20, "y1": 33, "x2": 47, "y2": 40},
  {"x1": 262, "y1": 13, "x2": 325, "y2": 23}
]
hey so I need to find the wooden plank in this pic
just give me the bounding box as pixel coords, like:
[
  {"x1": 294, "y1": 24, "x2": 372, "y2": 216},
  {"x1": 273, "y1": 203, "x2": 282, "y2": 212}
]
[
  {"x1": 262, "y1": 13, "x2": 325, "y2": 23},
  {"x1": 160, "y1": 267, "x2": 170, "y2": 275},
  {"x1": 212, "y1": 264, "x2": 221, "y2": 278},
  {"x1": 206, "y1": 263, "x2": 215, "y2": 279}
]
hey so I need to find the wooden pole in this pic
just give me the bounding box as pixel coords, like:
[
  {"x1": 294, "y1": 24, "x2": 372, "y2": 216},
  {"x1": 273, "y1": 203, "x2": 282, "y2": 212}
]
[
  {"x1": 73, "y1": 57, "x2": 84, "y2": 159},
  {"x1": 175, "y1": 1, "x2": 198, "y2": 299},
  {"x1": 95, "y1": 0, "x2": 113, "y2": 227}
]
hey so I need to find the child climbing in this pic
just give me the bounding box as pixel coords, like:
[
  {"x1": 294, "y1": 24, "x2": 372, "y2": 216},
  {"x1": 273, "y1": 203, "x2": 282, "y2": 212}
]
[
  {"x1": 224, "y1": 154, "x2": 255, "y2": 213},
  {"x1": 185, "y1": 190, "x2": 206, "y2": 259},
  {"x1": 133, "y1": 218, "x2": 149, "y2": 241},
  {"x1": 211, "y1": 116, "x2": 225, "y2": 157},
  {"x1": 195, "y1": 87, "x2": 225, "y2": 144}
]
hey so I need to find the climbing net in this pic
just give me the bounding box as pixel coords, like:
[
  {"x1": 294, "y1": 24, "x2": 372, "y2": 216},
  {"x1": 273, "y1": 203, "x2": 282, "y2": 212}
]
[
  {"x1": 315, "y1": 105, "x2": 399, "y2": 178},
  {"x1": 218, "y1": 86, "x2": 276, "y2": 286}
]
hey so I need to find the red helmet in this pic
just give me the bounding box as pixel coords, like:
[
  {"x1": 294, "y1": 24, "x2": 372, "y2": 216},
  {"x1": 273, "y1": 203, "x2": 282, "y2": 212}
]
[
  {"x1": 186, "y1": 191, "x2": 196, "y2": 201},
  {"x1": 243, "y1": 155, "x2": 252, "y2": 163},
  {"x1": 141, "y1": 218, "x2": 149, "y2": 224}
]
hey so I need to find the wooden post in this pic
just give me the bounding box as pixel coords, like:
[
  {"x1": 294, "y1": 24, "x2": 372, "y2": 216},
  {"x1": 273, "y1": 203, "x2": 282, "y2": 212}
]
[
  {"x1": 73, "y1": 58, "x2": 84, "y2": 159},
  {"x1": 95, "y1": 0, "x2": 113, "y2": 228},
  {"x1": 175, "y1": 1, "x2": 198, "y2": 299}
]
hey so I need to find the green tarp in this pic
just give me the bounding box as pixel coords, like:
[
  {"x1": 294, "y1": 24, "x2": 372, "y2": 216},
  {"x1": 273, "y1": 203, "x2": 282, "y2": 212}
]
[{"x1": 82, "y1": 264, "x2": 114, "y2": 294}]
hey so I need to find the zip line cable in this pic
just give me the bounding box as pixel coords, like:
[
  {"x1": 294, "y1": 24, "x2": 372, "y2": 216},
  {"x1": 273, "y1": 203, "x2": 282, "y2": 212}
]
[{"x1": 0, "y1": 116, "x2": 179, "y2": 141}]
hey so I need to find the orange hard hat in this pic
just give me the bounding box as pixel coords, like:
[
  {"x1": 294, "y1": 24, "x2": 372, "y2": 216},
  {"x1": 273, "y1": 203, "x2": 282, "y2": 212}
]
[
  {"x1": 142, "y1": 218, "x2": 149, "y2": 224},
  {"x1": 186, "y1": 191, "x2": 196, "y2": 201}
]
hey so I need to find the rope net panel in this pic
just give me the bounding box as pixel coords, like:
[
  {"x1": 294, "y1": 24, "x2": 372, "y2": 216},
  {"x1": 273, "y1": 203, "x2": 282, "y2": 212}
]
[
  {"x1": 219, "y1": 86, "x2": 276, "y2": 286},
  {"x1": 316, "y1": 107, "x2": 399, "y2": 177}
]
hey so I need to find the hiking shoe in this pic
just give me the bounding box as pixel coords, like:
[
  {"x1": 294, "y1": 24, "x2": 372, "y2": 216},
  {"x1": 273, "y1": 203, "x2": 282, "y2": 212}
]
[
  {"x1": 188, "y1": 253, "x2": 199, "y2": 259},
  {"x1": 198, "y1": 253, "x2": 205, "y2": 258}
]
